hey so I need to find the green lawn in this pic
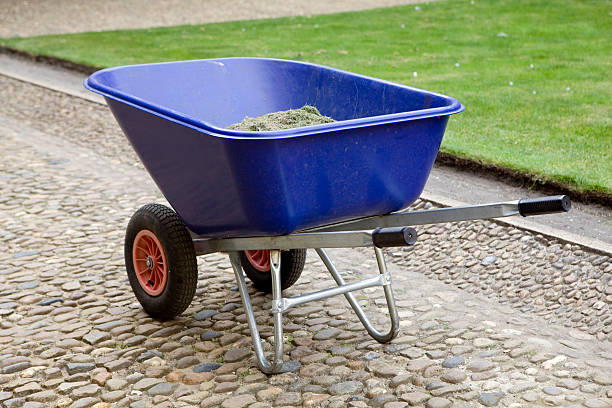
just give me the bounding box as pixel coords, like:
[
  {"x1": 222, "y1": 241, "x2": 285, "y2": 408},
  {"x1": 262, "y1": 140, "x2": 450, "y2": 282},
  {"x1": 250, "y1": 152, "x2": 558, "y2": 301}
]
[{"x1": 2, "y1": 0, "x2": 610, "y2": 194}]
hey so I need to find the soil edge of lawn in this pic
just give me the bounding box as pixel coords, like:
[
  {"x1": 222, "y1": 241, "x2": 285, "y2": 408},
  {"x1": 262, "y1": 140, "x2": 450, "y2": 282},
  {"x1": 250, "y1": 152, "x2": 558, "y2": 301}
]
[
  {"x1": 1, "y1": 46, "x2": 98, "y2": 75},
  {"x1": 3, "y1": 46, "x2": 609, "y2": 208}
]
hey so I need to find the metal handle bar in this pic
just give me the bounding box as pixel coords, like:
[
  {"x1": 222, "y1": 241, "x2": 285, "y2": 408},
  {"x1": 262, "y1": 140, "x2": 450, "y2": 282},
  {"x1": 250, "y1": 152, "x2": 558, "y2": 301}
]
[{"x1": 193, "y1": 196, "x2": 570, "y2": 255}]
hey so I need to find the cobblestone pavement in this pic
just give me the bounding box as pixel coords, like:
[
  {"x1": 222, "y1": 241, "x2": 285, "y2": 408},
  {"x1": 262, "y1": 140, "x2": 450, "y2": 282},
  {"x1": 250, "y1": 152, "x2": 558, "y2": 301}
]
[{"x1": 0, "y1": 76, "x2": 611, "y2": 408}]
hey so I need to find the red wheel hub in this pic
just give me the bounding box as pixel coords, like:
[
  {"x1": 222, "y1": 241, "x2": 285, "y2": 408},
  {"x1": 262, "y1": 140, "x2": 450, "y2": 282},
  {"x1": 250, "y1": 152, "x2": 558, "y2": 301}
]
[
  {"x1": 244, "y1": 250, "x2": 271, "y2": 272},
  {"x1": 133, "y1": 230, "x2": 168, "y2": 296}
]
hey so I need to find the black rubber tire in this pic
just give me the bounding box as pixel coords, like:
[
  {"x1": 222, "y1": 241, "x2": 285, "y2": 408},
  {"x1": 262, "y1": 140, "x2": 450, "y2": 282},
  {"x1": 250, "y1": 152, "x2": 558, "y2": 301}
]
[
  {"x1": 125, "y1": 204, "x2": 198, "y2": 320},
  {"x1": 239, "y1": 249, "x2": 306, "y2": 293}
]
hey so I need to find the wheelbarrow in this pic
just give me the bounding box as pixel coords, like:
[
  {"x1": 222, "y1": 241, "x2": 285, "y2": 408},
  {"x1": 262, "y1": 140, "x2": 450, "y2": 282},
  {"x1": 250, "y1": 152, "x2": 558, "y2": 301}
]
[{"x1": 85, "y1": 58, "x2": 571, "y2": 374}]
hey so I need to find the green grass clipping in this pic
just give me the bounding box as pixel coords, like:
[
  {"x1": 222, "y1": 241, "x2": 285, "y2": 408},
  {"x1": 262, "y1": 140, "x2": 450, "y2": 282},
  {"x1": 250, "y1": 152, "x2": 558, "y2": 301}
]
[{"x1": 228, "y1": 105, "x2": 334, "y2": 131}]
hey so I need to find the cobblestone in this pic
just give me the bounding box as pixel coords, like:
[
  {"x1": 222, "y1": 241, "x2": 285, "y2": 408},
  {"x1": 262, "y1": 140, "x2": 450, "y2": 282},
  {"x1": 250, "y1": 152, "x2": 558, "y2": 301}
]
[
  {"x1": 478, "y1": 392, "x2": 504, "y2": 407},
  {"x1": 0, "y1": 75, "x2": 610, "y2": 408},
  {"x1": 426, "y1": 397, "x2": 452, "y2": 408}
]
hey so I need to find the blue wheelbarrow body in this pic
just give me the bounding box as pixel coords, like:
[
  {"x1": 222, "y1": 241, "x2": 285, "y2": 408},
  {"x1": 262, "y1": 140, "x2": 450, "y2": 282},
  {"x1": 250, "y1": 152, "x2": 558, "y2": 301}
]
[{"x1": 85, "y1": 58, "x2": 463, "y2": 237}]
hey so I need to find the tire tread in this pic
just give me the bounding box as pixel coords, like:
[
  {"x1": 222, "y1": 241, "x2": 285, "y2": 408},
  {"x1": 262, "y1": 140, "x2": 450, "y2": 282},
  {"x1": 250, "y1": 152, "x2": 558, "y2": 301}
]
[{"x1": 125, "y1": 204, "x2": 197, "y2": 320}]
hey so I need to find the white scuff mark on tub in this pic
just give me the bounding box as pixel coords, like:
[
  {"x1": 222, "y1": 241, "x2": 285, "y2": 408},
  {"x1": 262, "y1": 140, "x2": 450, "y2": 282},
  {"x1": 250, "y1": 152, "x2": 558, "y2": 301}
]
[{"x1": 211, "y1": 61, "x2": 225, "y2": 67}]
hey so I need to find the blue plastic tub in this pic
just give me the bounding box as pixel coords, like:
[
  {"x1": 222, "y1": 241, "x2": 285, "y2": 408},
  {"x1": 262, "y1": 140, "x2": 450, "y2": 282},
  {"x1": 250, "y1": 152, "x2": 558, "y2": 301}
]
[{"x1": 85, "y1": 58, "x2": 463, "y2": 237}]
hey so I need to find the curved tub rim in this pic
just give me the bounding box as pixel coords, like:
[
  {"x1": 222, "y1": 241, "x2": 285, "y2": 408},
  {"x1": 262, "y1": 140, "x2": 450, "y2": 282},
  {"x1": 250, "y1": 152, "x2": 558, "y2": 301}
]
[{"x1": 84, "y1": 57, "x2": 464, "y2": 141}]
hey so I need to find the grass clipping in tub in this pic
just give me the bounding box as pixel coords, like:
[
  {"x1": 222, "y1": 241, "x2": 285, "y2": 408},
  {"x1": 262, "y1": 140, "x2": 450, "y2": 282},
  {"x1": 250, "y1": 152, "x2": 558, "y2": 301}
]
[{"x1": 228, "y1": 105, "x2": 334, "y2": 131}]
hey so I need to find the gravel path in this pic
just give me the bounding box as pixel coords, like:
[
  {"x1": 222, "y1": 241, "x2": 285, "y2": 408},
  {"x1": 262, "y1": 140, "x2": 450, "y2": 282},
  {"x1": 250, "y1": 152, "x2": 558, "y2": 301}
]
[
  {"x1": 0, "y1": 76, "x2": 611, "y2": 408},
  {"x1": 1, "y1": 0, "x2": 428, "y2": 37}
]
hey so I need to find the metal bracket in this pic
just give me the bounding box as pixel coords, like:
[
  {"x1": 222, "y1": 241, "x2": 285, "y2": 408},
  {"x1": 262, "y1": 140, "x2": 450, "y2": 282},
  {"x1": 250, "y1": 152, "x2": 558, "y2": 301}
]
[
  {"x1": 380, "y1": 272, "x2": 392, "y2": 286},
  {"x1": 270, "y1": 299, "x2": 286, "y2": 314}
]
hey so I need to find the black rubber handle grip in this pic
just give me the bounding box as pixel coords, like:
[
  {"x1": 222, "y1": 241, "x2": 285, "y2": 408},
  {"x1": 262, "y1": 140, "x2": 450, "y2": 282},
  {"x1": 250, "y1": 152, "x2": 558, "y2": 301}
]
[
  {"x1": 372, "y1": 227, "x2": 418, "y2": 248},
  {"x1": 518, "y1": 195, "x2": 571, "y2": 216}
]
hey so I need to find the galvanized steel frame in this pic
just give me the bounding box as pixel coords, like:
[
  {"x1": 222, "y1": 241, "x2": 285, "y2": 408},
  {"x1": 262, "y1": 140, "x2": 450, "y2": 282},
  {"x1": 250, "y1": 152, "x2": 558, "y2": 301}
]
[
  {"x1": 193, "y1": 200, "x2": 521, "y2": 255},
  {"x1": 228, "y1": 246, "x2": 399, "y2": 374},
  {"x1": 202, "y1": 199, "x2": 523, "y2": 374}
]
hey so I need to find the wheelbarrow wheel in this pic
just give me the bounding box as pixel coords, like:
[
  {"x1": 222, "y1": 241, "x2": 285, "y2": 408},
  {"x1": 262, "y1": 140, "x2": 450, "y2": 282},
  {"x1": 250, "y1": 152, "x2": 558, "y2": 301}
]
[
  {"x1": 125, "y1": 204, "x2": 197, "y2": 320},
  {"x1": 239, "y1": 249, "x2": 306, "y2": 293}
]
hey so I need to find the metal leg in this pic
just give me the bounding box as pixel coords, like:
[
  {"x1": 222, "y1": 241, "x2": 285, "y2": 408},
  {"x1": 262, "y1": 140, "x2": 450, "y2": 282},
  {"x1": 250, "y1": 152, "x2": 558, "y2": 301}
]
[
  {"x1": 269, "y1": 250, "x2": 285, "y2": 372},
  {"x1": 228, "y1": 247, "x2": 398, "y2": 374},
  {"x1": 228, "y1": 251, "x2": 298, "y2": 374},
  {"x1": 315, "y1": 247, "x2": 400, "y2": 343}
]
